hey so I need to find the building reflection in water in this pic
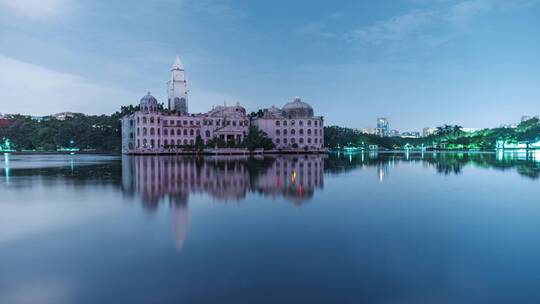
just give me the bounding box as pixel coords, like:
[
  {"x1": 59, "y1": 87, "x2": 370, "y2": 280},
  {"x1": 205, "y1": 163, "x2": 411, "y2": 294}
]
[{"x1": 121, "y1": 155, "x2": 325, "y2": 250}]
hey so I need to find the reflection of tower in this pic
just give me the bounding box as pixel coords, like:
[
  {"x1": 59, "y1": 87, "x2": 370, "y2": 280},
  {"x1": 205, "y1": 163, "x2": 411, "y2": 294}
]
[{"x1": 170, "y1": 203, "x2": 190, "y2": 251}]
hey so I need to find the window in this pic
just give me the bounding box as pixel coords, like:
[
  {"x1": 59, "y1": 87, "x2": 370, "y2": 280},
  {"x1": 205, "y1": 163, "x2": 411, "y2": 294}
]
[
  {"x1": 183, "y1": 139, "x2": 188, "y2": 145},
  {"x1": 206, "y1": 130, "x2": 211, "y2": 138},
  {"x1": 283, "y1": 129, "x2": 287, "y2": 135},
  {"x1": 308, "y1": 120, "x2": 312, "y2": 126},
  {"x1": 143, "y1": 139, "x2": 147, "y2": 146},
  {"x1": 177, "y1": 139, "x2": 181, "y2": 145},
  {"x1": 164, "y1": 129, "x2": 168, "y2": 136},
  {"x1": 177, "y1": 129, "x2": 181, "y2": 135},
  {"x1": 276, "y1": 121, "x2": 280, "y2": 126},
  {"x1": 283, "y1": 120, "x2": 287, "y2": 126},
  {"x1": 291, "y1": 120, "x2": 295, "y2": 126},
  {"x1": 137, "y1": 117, "x2": 140, "y2": 124},
  {"x1": 314, "y1": 129, "x2": 318, "y2": 136},
  {"x1": 284, "y1": 138, "x2": 288, "y2": 144},
  {"x1": 291, "y1": 129, "x2": 296, "y2": 135},
  {"x1": 233, "y1": 121, "x2": 236, "y2": 126},
  {"x1": 137, "y1": 139, "x2": 140, "y2": 147},
  {"x1": 196, "y1": 121, "x2": 200, "y2": 126},
  {"x1": 190, "y1": 139, "x2": 194, "y2": 145},
  {"x1": 276, "y1": 138, "x2": 280, "y2": 144},
  {"x1": 157, "y1": 117, "x2": 160, "y2": 124},
  {"x1": 308, "y1": 129, "x2": 311, "y2": 135},
  {"x1": 164, "y1": 139, "x2": 168, "y2": 146},
  {"x1": 315, "y1": 121, "x2": 318, "y2": 126},
  {"x1": 299, "y1": 120, "x2": 303, "y2": 126},
  {"x1": 150, "y1": 117, "x2": 154, "y2": 123},
  {"x1": 291, "y1": 138, "x2": 296, "y2": 144},
  {"x1": 196, "y1": 129, "x2": 200, "y2": 136},
  {"x1": 183, "y1": 120, "x2": 187, "y2": 125},
  {"x1": 190, "y1": 121, "x2": 194, "y2": 126},
  {"x1": 157, "y1": 129, "x2": 160, "y2": 135},
  {"x1": 315, "y1": 138, "x2": 318, "y2": 143},
  {"x1": 143, "y1": 128, "x2": 147, "y2": 136},
  {"x1": 129, "y1": 120, "x2": 134, "y2": 126},
  {"x1": 299, "y1": 129, "x2": 304, "y2": 135},
  {"x1": 183, "y1": 129, "x2": 188, "y2": 136},
  {"x1": 190, "y1": 129, "x2": 194, "y2": 136},
  {"x1": 150, "y1": 128, "x2": 154, "y2": 135},
  {"x1": 137, "y1": 128, "x2": 140, "y2": 136},
  {"x1": 308, "y1": 138, "x2": 311, "y2": 144},
  {"x1": 276, "y1": 130, "x2": 280, "y2": 135},
  {"x1": 142, "y1": 117, "x2": 147, "y2": 124},
  {"x1": 299, "y1": 138, "x2": 304, "y2": 144}
]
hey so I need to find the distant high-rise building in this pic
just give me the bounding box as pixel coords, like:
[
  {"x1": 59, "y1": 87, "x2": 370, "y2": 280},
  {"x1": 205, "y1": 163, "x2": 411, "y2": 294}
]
[
  {"x1": 376, "y1": 117, "x2": 389, "y2": 137},
  {"x1": 360, "y1": 128, "x2": 376, "y2": 135},
  {"x1": 389, "y1": 129, "x2": 400, "y2": 137},
  {"x1": 423, "y1": 127, "x2": 437, "y2": 137}
]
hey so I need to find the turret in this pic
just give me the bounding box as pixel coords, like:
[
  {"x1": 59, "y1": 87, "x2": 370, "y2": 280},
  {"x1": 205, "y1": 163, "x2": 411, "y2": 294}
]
[{"x1": 167, "y1": 55, "x2": 189, "y2": 114}]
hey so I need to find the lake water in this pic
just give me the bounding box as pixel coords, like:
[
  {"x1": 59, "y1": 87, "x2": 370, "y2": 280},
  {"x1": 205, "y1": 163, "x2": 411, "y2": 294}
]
[{"x1": 1, "y1": 151, "x2": 540, "y2": 304}]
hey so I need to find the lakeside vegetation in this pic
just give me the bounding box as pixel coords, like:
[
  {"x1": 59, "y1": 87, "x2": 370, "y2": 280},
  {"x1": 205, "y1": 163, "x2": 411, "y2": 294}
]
[
  {"x1": 325, "y1": 118, "x2": 540, "y2": 151},
  {"x1": 1, "y1": 107, "x2": 538, "y2": 153}
]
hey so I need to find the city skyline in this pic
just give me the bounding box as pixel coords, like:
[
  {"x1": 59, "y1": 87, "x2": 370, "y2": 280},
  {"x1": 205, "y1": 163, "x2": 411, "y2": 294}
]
[{"x1": 1, "y1": 0, "x2": 539, "y2": 130}]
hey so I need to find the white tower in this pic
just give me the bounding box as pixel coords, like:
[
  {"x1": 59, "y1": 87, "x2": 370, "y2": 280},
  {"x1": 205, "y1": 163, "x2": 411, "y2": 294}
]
[{"x1": 167, "y1": 55, "x2": 189, "y2": 114}]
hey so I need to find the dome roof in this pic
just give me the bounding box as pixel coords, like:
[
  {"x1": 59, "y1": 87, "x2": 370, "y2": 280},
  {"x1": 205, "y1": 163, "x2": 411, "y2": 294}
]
[
  {"x1": 140, "y1": 92, "x2": 158, "y2": 112},
  {"x1": 282, "y1": 97, "x2": 314, "y2": 118},
  {"x1": 140, "y1": 92, "x2": 158, "y2": 104}
]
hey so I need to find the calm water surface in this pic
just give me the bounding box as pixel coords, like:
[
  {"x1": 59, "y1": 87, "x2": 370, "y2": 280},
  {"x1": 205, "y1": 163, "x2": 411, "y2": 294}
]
[{"x1": 1, "y1": 152, "x2": 540, "y2": 304}]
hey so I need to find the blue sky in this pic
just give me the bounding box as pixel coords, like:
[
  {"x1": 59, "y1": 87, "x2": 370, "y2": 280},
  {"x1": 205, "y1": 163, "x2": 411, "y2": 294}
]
[{"x1": 0, "y1": 0, "x2": 539, "y2": 130}]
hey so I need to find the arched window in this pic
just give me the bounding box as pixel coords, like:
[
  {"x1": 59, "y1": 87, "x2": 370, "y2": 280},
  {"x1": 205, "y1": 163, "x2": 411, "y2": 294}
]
[
  {"x1": 177, "y1": 129, "x2": 181, "y2": 135},
  {"x1": 299, "y1": 120, "x2": 303, "y2": 126},
  {"x1": 284, "y1": 138, "x2": 288, "y2": 144},
  {"x1": 291, "y1": 129, "x2": 296, "y2": 135},
  {"x1": 143, "y1": 139, "x2": 147, "y2": 146},
  {"x1": 206, "y1": 130, "x2": 211, "y2": 138},
  {"x1": 276, "y1": 130, "x2": 280, "y2": 135},
  {"x1": 308, "y1": 138, "x2": 311, "y2": 144},
  {"x1": 150, "y1": 128, "x2": 155, "y2": 135},
  {"x1": 315, "y1": 138, "x2": 318, "y2": 143},
  {"x1": 164, "y1": 139, "x2": 168, "y2": 146},
  {"x1": 299, "y1": 138, "x2": 304, "y2": 144},
  {"x1": 196, "y1": 129, "x2": 200, "y2": 136},
  {"x1": 164, "y1": 129, "x2": 168, "y2": 136},
  {"x1": 150, "y1": 139, "x2": 155, "y2": 148},
  {"x1": 144, "y1": 106, "x2": 148, "y2": 112},
  {"x1": 183, "y1": 129, "x2": 187, "y2": 136},
  {"x1": 143, "y1": 128, "x2": 147, "y2": 136},
  {"x1": 183, "y1": 139, "x2": 188, "y2": 145},
  {"x1": 142, "y1": 117, "x2": 147, "y2": 124},
  {"x1": 314, "y1": 129, "x2": 318, "y2": 136},
  {"x1": 307, "y1": 129, "x2": 312, "y2": 135},
  {"x1": 276, "y1": 120, "x2": 280, "y2": 126},
  {"x1": 137, "y1": 117, "x2": 140, "y2": 124},
  {"x1": 190, "y1": 129, "x2": 194, "y2": 136},
  {"x1": 177, "y1": 139, "x2": 181, "y2": 145},
  {"x1": 157, "y1": 117, "x2": 160, "y2": 124},
  {"x1": 299, "y1": 129, "x2": 304, "y2": 135},
  {"x1": 283, "y1": 129, "x2": 287, "y2": 135},
  {"x1": 276, "y1": 138, "x2": 280, "y2": 144},
  {"x1": 283, "y1": 120, "x2": 287, "y2": 126},
  {"x1": 308, "y1": 120, "x2": 312, "y2": 126},
  {"x1": 137, "y1": 139, "x2": 140, "y2": 147},
  {"x1": 137, "y1": 128, "x2": 140, "y2": 136},
  {"x1": 150, "y1": 117, "x2": 154, "y2": 123},
  {"x1": 157, "y1": 129, "x2": 160, "y2": 135},
  {"x1": 190, "y1": 139, "x2": 194, "y2": 145}
]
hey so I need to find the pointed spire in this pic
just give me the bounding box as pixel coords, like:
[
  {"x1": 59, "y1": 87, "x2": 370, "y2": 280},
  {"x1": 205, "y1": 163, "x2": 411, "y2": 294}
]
[{"x1": 172, "y1": 55, "x2": 184, "y2": 70}]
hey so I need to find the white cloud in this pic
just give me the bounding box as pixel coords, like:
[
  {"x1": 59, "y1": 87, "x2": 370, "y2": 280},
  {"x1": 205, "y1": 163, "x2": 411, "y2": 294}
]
[
  {"x1": 0, "y1": 55, "x2": 139, "y2": 115},
  {"x1": 0, "y1": 0, "x2": 71, "y2": 21}
]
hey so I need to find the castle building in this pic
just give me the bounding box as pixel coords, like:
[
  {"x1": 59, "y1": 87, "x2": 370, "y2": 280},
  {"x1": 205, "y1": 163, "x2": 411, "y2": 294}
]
[
  {"x1": 121, "y1": 56, "x2": 249, "y2": 154},
  {"x1": 121, "y1": 56, "x2": 325, "y2": 154},
  {"x1": 251, "y1": 97, "x2": 324, "y2": 151}
]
